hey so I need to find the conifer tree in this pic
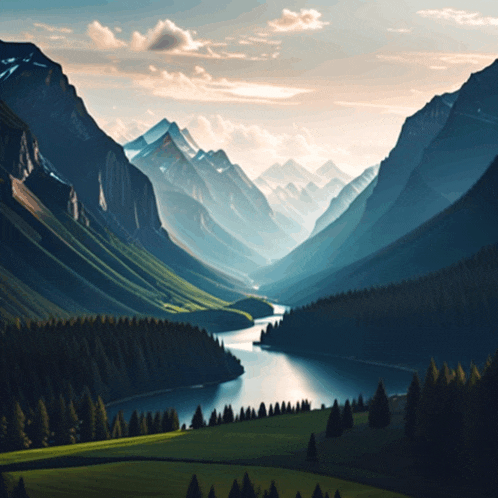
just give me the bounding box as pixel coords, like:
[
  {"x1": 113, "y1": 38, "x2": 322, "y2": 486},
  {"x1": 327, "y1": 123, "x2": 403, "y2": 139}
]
[
  {"x1": 139, "y1": 412, "x2": 148, "y2": 435},
  {"x1": 311, "y1": 484, "x2": 323, "y2": 498},
  {"x1": 239, "y1": 407, "x2": 245, "y2": 422},
  {"x1": 66, "y1": 400, "x2": 78, "y2": 444},
  {"x1": 357, "y1": 394, "x2": 365, "y2": 412},
  {"x1": 117, "y1": 410, "x2": 128, "y2": 437},
  {"x1": 245, "y1": 407, "x2": 251, "y2": 420},
  {"x1": 128, "y1": 410, "x2": 140, "y2": 437},
  {"x1": 281, "y1": 402, "x2": 286, "y2": 414},
  {"x1": 268, "y1": 481, "x2": 279, "y2": 498},
  {"x1": 306, "y1": 433, "x2": 318, "y2": 462},
  {"x1": 94, "y1": 396, "x2": 110, "y2": 441},
  {"x1": 268, "y1": 404, "x2": 274, "y2": 417},
  {"x1": 186, "y1": 474, "x2": 202, "y2": 498},
  {"x1": 334, "y1": 490, "x2": 342, "y2": 498},
  {"x1": 7, "y1": 401, "x2": 30, "y2": 450},
  {"x1": 258, "y1": 402, "x2": 267, "y2": 418},
  {"x1": 341, "y1": 400, "x2": 354, "y2": 430},
  {"x1": 12, "y1": 477, "x2": 29, "y2": 498},
  {"x1": 274, "y1": 402, "x2": 281, "y2": 416},
  {"x1": 241, "y1": 472, "x2": 256, "y2": 498},
  {"x1": 326, "y1": 400, "x2": 342, "y2": 437},
  {"x1": 79, "y1": 393, "x2": 95, "y2": 442},
  {"x1": 31, "y1": 399, "x2": 50, "y2": 448},
  {"x1": 209, "y1": 409, "x2": 218, "y2": 427},
  {"x1": 404, "y1": 372, "x2": 421, "y2": 440},
  {"x1": 152, "y1": 411, "x2": 162, "y2": 434},
  {"x1": 191, "y1": 405, "x2": 205, "y2": 430},
  {"x1": 294, "y1": 493, "x2": 302, "y2": 498},
  {"x1": 251, "y1": 408, "x2": 257, "y2": 420},
  {"x1": 146, "y1": 412, "x2": 154, "y2": 434},
  {"x1": 368, "y1": 380, "x2": 390, "y2": 428},
  {"x1": 171, "y1": 409, "x2": 180, "y2": 431},
  {"x1": 207, "y1": 485, "x2": 216, "y2": 498},
  {"x1": 228, "y1": 479, "x2": 241, "y2": 498},
  {"x1": 111, "y1": 415, "x2": 122, "y2": 439},
  {"x1": 0, "y1": 473, "x2": 9, "y2": 498},
  {"x1": 351, "y1": 399, "x2": 358, "y2": 413}
]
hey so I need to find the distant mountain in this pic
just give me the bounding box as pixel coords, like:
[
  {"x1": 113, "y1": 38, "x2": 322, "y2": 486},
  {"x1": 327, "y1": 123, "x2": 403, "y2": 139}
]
[
  {"x1": 0, "y1": 40, "x2": 247, "y2": 302},
  {"x1": 310, "y1": 166, "x2": 378, "y2": 237},
  {"x1": 257, "y1": 159, "x2": 322, "y2": 189},
  {"x1": 315, "y1": 160, "x2": 352, "y2": 184},
  {"x1": 274, "y1": 150, "x2": 498, "y2": 306}
]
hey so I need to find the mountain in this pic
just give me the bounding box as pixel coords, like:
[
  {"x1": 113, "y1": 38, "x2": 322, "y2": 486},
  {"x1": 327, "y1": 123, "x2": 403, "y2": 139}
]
[
  {"x1": 257, "y1": 159, "x2": 322, "y2": 189},
  {"x1": 127, "y1": 119, "x2": 295, "y2": 264},
  {"x1": 310, "y1": 166, "x2": 378, "y2": 237},
  {"x1": 315, "y1": 160, "x2": 352, "y2": 184},
  {"x1": 275, "y1": 151, "x2": 498, "y2": 306},
  {"x1": 253, "y1": 173, "x2": 378, "y2": 287},
  {"x1": 0, "y1": 40, "x2": 247, "y2": 302}
]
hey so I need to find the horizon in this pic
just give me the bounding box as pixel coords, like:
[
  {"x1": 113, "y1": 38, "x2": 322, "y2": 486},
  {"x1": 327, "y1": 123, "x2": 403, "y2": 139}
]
[{"x1": 1, "y1": 1, "x2": 498, "y2": 178}]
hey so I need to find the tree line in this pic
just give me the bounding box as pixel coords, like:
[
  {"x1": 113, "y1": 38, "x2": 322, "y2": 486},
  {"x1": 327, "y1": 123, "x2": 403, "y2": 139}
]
[
  {"x1": 0, "y1": 389, "x2": 180, "y2": 452},
  {"x1": 403, "y1": 349, "x2": 498, "y2": 492},
  {"x1": 260, "y1": 243, "x2": 498, "y2": 365},
  {"x1": 0, "y1": 314, "x2": 243, "y2": 413},
  {"x1": 185, "y1": 472, "x2": 343, "y2": 498}
]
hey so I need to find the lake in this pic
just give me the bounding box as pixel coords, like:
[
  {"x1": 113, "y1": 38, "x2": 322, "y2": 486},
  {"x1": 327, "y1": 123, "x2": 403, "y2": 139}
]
[{"x1": 107, "y1": 305, "x2": 415, "y2": 426}]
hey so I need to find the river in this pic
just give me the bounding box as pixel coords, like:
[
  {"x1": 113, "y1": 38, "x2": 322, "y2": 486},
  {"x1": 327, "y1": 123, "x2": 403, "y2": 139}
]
[{"x1": 107, "y1": 305, "x2": 415, "y2": 426}]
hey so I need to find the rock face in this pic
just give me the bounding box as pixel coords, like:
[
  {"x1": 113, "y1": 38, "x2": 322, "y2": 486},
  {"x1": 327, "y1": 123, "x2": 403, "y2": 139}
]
[{"x1": 0, "y1": 41, "x2": 247, "y2": 300}]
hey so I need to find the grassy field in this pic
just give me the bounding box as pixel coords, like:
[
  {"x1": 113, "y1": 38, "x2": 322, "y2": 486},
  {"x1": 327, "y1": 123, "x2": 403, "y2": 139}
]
[{"x1": 1, "y1": 408, "x2": 483, "y2": 498}]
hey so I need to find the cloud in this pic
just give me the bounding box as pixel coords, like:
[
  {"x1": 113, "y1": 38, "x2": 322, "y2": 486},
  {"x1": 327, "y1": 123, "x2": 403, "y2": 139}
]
[
  {"x1": 97, "y1": 117, "x2": 153, "y2": 144},
  {"x1": 334, "y1": 100, "x2": 418, "y2": 115},
  {"x1": 417, "y1": 8, "x2": 498, "y2": 26},
  {"x1": 387, "y1": 27, "x2": 413, "y2": 33},
  {"x1": 130, "y1": 19, "x2": 203, "y2": 52},
  {"x1": 268, "y1": 8, "x2": 329, "y2": 32},
  {"x1": 187, "y1": 114, "x2": 342, "y2": 177},
  {"x1": 87, "y1": 20, "x2": 127, "y2": 49},
  {"x1": 377, "y1": 52, "x2": 496, "y2": 67},
  {"x1": 135, "y1": 65, "x2": 311, "y2": 104},
  {"x1": 33, "y1": 22, "x2": 72, "y2": 34}
]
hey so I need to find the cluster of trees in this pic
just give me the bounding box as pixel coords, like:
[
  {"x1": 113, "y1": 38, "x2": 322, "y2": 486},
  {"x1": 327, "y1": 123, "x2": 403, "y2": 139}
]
[
  {"x1": 260, "y1": 243, "x2": 498, "y2": 365},
  {"x1": 404, "y1": 350, "x2": 498, "y2": 490},
  {"x1": 0, "y1": 315, "x2": 243, "y2": 411},
  {"x1": 0, "y1": 475, "x2": 30, "y2": 498},
  {"x1": 185, "y1": 472, "x2": 343, "y2": 498},
  {"x1": 0, "y1": 390, "x2": 179, "y2": 453},
  {"x1": 191, "y1": 399, "x2": 312, "y2": 429}
]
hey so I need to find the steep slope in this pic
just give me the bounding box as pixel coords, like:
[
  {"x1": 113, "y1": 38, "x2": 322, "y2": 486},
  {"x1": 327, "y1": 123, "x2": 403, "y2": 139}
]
[
  {"x1": 278, "y1": 152, "x2": 498, "y2": 306},
  {"x1": 0, "y1": 41, "x2": 244, "y2": 300},
  {"x1": 310, "y1": 166, "x2": 378, "y2": 237},
  {"x1": 254, "y1": 174, "x2": 378, "y2": 287}
]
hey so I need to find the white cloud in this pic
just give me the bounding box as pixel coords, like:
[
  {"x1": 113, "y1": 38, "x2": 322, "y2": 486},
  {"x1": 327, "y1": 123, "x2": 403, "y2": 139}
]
[
  {"x1": 98, "y1": 117, "x2": 152, "y2": 144},
  {"x1": 114, "y1": 27, "x2": 122, "y2": 33},
  {"x1": 268, "y1": 8, "x2": 329, "y2": 32},
  {"x1": 417, "y1": 8, "x2": 498, "y2": 27},
  {"x1": 387, "y1": 27, "x2": 413, "y2": 33},
  {"x1": 187, "y1": 114, "x2": 341, "y2": 177},
  {"x1": 377, "y1": 52, "x2": 496, "y2": 68},
  {"x1": 87, "y1": 20, "x2": 127, "y2": 49},
  {"x1": 130, "y1": 19, "x2": 203, "y2": 52},
  {"x1": 135, "y1": 65, "x2": 311, "y2": 104},
  {"x1": 33, "y1": 22, "x2": 72, "y2": 33}
]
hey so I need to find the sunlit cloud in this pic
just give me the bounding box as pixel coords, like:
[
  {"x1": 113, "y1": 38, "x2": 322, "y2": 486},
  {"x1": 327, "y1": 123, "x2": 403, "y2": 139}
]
[
  {"x1": 97, "y1": 117, "x2": 153, "y2": 144},
  {"x1": 268, "y1": 8, "x2": 329, "y2": 32},
  {"x1": 33, "y1": 22, "x2": 72, "y2": 34},
  {"x1": 130, "y1": 19, "x2": 203, "y2": 52},
  {"x1": 387, "y1": 27, "x2": 413, "y2": 33},
  {"x1": 114, "y1": 27, "x2": 122, "y2": 33},
  {"x1": 417, "y1": 8, "x2": 498, "y2": 27},
  {"x1": 135, "y1": 65, "x2": 311, "y2": 104},
  {"x1": 87, "y1": 20, "x2": 127, "y2": 49},
  {"x1": 188, "y1": 114, "x2": 341, "y2": 177},
  {"x1": 377, "y1": 52, "x2": 496, "y2": 67},
  {"x1": 334, "y1": 101, "x2": 418, "y2": 115}
]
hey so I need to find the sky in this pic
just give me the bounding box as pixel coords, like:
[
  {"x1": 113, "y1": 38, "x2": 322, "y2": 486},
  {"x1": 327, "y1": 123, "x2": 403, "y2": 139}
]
[{"x1": 2, "y1": 1, "x2": 498, "y2": 178}]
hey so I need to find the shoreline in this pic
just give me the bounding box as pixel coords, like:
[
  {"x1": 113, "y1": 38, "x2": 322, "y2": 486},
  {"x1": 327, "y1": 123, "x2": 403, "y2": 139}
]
[{"x1": 254, "y1": 342, "x2": 418, "y2": 373}]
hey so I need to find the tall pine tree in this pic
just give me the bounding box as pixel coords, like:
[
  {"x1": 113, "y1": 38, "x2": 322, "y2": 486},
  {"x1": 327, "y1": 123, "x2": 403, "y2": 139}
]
[
  {"x1": 31, "y1": 399, "x2": 50, "y2": 448},
  {"x1": 306, "y1": 433, "x2": 318, "y2": 462},
  {"x1": 404, "y1": 372, "x2": 421, "y2": 440},
  {"x1": 186, "y1": 474, "x2": 202, "y2": 498},
  {"x1": 341, "y1": 400, "x2": 354, "y2": 430},
  {"x1": 368, "y1": 380, "x2": 390, "y2": 428},
  {"x1": 326, "y1": 400, "x2": 342, "y2": 437}
]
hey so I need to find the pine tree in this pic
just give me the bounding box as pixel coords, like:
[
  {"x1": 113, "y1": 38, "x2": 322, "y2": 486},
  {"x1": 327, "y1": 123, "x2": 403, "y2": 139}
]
[
  {"x1": 241, "y1": 472, "x2": 256, "y2": 498},
  {"x1": 191, "y1": 405, "x2": 204, "y2": 430},
  {"x1": 152, "y1": 411, "x2": 162, "y2": 434},
  {"x1": 306, "y1": 433, "x2": 318, "y2": 462},
  {"x1": 186, "y1": 474, "x2": 202, "y2": 498},
  {"x1": 139, "y1": 412, "x2": 148, "y2": 435},
  {"x1": 228, "y1": 479, "x2": 241, "y2": 498},
  {"x1": 294, "y1": 493, "x2": 302, "y2": 498},
  {"x1": 66, "y1": 400, "x2": 78, "y2": 444},
  {"x1": 79, "y1": 393, "x2": 95, "y2": 442},
  {"x1": 207, "y1": 485, "x2": 216, "y2": 498},
  {"x1": 0, "y1": 473, "x2": 9, "y2": 498},
  {"x1": 326, "y1": 400, "x2": 342, "y2": 437},
  {"x1": 12, "y1": 477, "x2": 29, "y2": 498},
  {"x1": 368, "y1": 380, "x2": 390, "y2": 428},
  {"x1": 334, "y1": 490, "x2": 342, "y2": 498},
  {"x1": 341, "y1": 400, "x2": 354, "y2": 430},
  {"x1": 268, "y1": 404, "x2": 274, "y2": 417},
  {"x1": 258, "y1": 402, "x2": 267, "y2": 418},
  {"x1": 417, "y1": 358, "x2": 438, "y2": 443},
  {"x1": 311, "y1": 484, "x2": 323, "y2": 498},
  {"x1": 404, "y1": 372, "x2": 421, "y2": 440},
  {"x1": 239, "y1": 407, "x2": 245, "y2": 422},
  {"x1": 111, "y1": 415, "x2": 122, "y2": 439},
  {"x1": 31, "y1": 399, "x2": 50, "y2": 448},
  {"x1": 7, "y1": 401, "x2": 30, "y2": 450},
  {"x1": 117, "y1": 410, "x2": 128, "y2": 437},
  {"x1": 357, "y1": 394, "x2": 365, "y2": 412},
  {"x1": 94, "y1": 396, "x2": 110, "y2": 441},
  {"x1": 268, "y1": 481, "x2": 279, "y2": 498},
  {"x1": 208, "y1": 409, "x2": 218, "y2": 427},
  {"x1": 128, "y1": 410, "x2": 140, "y2": 437}
]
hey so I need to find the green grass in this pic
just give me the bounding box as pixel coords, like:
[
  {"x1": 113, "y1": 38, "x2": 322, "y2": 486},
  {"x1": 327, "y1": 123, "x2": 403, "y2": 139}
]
[{"x1": 7, "y1": 461, "x2": 411, "y2": 498}]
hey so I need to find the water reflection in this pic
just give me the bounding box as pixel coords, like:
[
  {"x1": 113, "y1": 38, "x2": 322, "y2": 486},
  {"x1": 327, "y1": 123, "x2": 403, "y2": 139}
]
[{"x1": 108, "y1": 312, "x2": 414, "y2": 426}]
